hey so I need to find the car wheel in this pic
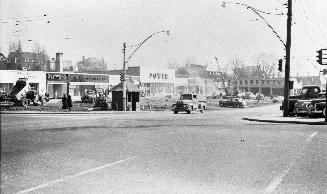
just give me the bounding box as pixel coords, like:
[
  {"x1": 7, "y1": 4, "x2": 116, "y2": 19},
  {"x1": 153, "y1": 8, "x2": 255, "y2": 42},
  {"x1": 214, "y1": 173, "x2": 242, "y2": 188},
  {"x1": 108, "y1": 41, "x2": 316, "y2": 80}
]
[
  {"x1": 174, "y1": 111, "x2": 178, "y2": 114},
  {"x1": 323, "y1": 107, "x2": 326, "y2": 117}
]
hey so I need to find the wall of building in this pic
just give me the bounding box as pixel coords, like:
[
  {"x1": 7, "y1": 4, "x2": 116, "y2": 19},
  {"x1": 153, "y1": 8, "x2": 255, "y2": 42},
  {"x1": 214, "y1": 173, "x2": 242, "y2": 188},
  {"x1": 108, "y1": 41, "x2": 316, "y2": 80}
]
[
  {"x1": 0, "y1": 70, "x2": 46, "y2": 95},
  {"x1": 140, "y1": 67, "x2": 175, "y2": 96}
]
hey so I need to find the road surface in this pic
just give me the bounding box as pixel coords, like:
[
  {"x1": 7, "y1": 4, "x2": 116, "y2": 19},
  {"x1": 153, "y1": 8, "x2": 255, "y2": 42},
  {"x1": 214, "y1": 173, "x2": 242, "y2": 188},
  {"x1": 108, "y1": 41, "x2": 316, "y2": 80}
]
[{"x1": 1, "y1": 105, "x2": 326, "y2": 193}]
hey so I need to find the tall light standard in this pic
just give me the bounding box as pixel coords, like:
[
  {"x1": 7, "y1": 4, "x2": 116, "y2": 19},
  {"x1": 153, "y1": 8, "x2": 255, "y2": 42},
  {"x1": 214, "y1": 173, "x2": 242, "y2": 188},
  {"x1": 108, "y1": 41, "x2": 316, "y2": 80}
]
[
  {"x1": 221, "y1": 1, "x2": 292, "y2": 117},
  {"x1": 121, "y1": 30, "x2": 170, "y2": 111}
]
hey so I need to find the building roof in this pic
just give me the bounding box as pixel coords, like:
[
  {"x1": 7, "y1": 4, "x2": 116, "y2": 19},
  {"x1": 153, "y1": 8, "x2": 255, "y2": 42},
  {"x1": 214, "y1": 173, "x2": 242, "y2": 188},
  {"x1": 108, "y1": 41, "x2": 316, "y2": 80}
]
[{"x1": 110, "y1": 79, "x2": 140, "y2": 92}]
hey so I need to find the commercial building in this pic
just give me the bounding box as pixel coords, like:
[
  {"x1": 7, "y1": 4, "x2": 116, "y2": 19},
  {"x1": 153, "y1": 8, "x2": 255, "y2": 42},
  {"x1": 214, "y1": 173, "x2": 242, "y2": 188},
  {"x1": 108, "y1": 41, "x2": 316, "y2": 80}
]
[
  {"x1": 226, "y1": 77, "x2": 303, "y2": 96},
  {"x1": 0, "y1": 70, "x2": 46, "y2": 95},
  {"x1": 139, "y1": 67, "x2": 175, "y2": 97}
]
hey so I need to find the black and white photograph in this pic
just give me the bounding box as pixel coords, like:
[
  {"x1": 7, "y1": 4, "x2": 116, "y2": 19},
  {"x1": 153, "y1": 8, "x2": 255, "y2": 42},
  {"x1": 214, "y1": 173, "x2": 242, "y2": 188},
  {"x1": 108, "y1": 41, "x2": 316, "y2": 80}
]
[{"x1": 0, "y1": 0, "x2": 326, "y2": 193}]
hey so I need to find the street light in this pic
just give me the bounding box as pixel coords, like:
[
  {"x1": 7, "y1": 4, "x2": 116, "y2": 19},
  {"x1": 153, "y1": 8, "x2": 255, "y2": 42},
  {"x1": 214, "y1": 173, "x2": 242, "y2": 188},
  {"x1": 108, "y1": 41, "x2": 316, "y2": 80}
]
[
  {"x1": 221, "y1": 1, "x2": 292, "y2": 117},
  {"x1": 121, "y1": 30, "x2": 170, "y2": 111}
]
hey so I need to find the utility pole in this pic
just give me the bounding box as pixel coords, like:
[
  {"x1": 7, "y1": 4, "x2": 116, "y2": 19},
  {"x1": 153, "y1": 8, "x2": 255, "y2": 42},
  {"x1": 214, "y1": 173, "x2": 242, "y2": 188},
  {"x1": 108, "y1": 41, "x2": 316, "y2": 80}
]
[
  {"x1": 122, "y1": 42, "x2": 127, "y2": 111},
  {"x1": 283, "y1": 0, "x2": 292, "y2": 117}
]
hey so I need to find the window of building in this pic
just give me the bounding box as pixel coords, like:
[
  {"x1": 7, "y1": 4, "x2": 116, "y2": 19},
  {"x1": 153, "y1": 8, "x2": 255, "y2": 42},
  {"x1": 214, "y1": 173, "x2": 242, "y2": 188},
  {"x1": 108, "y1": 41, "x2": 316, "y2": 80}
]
[
  {"x1": 250, "y1": 80, "x2": 253, "y2": 85},
  {"x1": 261, "y1": 80, "x2": 265, "y2": 84},
  {"x1": 245, "y1": 80, "x2": 248, "y2": 85},
  {"x1": 267, "y1": 80, "x2": 270, "y2": 84},
  {"x1": 240, "y1": 80, "x2": 242, "y2": 85},
  {"x1": 256, "y1": 80, "x2": 259, "y2": 84}
]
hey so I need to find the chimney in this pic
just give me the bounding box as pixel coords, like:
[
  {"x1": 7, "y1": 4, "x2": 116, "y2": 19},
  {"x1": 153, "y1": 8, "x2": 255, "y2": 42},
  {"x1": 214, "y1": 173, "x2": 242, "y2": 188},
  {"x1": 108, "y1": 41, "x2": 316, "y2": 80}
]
[{"x1": 55, "y1": 53, "x2": 63, "y2": 72}]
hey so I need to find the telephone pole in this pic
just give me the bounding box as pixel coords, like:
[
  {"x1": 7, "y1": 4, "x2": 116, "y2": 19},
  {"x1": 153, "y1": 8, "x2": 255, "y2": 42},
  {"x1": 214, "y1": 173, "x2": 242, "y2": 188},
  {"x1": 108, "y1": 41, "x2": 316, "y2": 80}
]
[
  {"x1": 122, "y1": 42, "x2": 127, "y2": 111},
  {"x1": 283, "y1": 0, "x2": 292, "y2": 117}
]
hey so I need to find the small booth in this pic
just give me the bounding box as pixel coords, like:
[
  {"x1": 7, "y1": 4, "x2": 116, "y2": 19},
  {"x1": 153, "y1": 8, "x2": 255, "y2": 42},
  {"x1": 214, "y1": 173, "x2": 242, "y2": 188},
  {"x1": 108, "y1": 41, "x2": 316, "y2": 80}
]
[{"x1": 110, "y1": 79, "x2": 140, "y2": 111}]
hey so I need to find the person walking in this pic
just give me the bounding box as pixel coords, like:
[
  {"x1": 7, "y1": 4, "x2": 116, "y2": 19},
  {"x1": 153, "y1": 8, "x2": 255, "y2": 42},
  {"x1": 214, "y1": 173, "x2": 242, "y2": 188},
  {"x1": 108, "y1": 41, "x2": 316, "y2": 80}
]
[
  {"x1": 67, "y1": 94, "x2": 73, "y2": 111},
  {"x1": 62, "y1": 94, "x2": 68, "y2": 112}
]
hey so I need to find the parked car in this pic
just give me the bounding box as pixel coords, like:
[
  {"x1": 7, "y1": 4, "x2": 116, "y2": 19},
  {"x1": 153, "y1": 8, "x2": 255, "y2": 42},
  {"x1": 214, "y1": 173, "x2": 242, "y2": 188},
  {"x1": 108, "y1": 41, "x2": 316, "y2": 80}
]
[
  {"x1": 219, "y1": 98, "x2": 247, "y2": 108},
  {"x1": 307, "y1": 99, "x2": 326, "y2": 118},
  {"x1": 294, "y1": 100, "x2": 312, "y2": 116},
  {"x1": 281, "y1": 85, "x2": 324, "y2": 116},
  {"x1": 81, "y1": 90, "x2": 96, "y2": 103},
  {"x1": 172, "y1": 93, "x2": 206, "y2": 114},
  {"x1": 272, "y1": 95, "x2": 284, "y2": 103},
  {"x1": 243, "y1": 92, "x2": 256, "y2": 99}
]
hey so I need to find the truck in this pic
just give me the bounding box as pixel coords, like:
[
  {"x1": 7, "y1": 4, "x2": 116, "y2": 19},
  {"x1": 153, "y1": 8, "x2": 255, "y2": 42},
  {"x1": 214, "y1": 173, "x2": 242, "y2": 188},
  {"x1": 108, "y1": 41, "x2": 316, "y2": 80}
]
[
  {"x1": 281, "y1": 85, "x2": 324, "y2": 116},
  {"x1": 2, "y1": 78, "x2": 38, "y2": 106},
  {"x1": 172, "y1": 93, "x2": 206, "y2": 114}
]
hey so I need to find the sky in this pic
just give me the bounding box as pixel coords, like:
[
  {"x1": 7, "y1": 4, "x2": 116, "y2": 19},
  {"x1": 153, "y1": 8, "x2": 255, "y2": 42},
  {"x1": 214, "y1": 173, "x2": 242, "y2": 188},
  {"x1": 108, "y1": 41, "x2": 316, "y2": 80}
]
[{"x1": 0, "y1": 0, "x2": 327, "y2": 76}]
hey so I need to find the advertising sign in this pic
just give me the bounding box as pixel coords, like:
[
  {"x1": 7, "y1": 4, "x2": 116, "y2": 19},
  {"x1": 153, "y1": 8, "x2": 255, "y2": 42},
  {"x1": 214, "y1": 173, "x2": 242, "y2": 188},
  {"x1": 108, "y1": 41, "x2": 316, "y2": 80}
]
[
  {"x1": 140, "y1": 68, "x2": 175, "y2": 83},
  {"x1": 46, "y1": 73, "x2": 67, "y2": 81}
]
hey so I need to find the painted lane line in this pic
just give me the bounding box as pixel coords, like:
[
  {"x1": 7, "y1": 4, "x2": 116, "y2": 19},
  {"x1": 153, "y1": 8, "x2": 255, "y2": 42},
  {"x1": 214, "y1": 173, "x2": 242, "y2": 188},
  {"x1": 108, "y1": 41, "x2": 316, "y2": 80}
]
[
  {"x1": 15, "y1": 156, "x2": 138, "y2": 194},
  {"x1": 221, "y1": 129, "x2": 231, "y2": 132},
  {"x1": 264, "y1": 132, "x2": 318, "y2": 193}
]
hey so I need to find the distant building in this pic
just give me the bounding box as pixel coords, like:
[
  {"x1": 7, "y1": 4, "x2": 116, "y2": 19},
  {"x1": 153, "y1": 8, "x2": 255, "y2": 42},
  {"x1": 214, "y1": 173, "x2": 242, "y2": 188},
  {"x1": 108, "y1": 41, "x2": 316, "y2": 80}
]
[
  {"x1": 6, "y1": 51, "x2": 49, "y2": 71},
  {"x1": 0, "y1": 53, "x2": 7, "y2": 69}
]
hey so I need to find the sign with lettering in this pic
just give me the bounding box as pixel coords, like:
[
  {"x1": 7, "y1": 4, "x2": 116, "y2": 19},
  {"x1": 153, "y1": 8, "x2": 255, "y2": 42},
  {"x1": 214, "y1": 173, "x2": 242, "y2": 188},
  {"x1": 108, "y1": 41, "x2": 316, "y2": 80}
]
[
  {"x1": 149, "y1": 73, "x2": 168, "y2": 80},
  {"x1": 140, "y1": 68, "x2": 175, "y2": 83},
  {"x1": 46, "y1": 73, "x2": 67, "y2": 81}
]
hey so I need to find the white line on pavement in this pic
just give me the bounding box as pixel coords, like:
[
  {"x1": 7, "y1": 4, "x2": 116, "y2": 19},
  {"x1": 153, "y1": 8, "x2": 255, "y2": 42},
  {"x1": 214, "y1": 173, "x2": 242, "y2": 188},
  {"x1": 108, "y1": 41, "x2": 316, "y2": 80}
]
[
  {"x1": 263, "y1": 131, "x2": 318, "y2": 193},
  {"x1": 15, "y1": 156, "x2": 138, "y2": 194},
  {"x1": 221, "y1": 129, "x2": 231, "y2": 132}
]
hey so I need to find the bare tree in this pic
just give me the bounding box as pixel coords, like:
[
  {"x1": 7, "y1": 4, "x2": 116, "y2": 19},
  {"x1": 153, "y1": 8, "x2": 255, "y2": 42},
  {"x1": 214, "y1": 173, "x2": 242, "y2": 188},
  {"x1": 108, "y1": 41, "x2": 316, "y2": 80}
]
[
  {"x1": 251, "y1": 53, "x2": 277, "y2": 78},
  {"x1": 229, "y1": 58, "x2": 248, "y2": 79}
]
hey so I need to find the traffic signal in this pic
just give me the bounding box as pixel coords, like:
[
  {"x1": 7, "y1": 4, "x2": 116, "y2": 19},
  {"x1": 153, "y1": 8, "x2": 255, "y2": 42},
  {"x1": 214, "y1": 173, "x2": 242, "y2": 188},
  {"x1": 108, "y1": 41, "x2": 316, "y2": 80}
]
[
  {"x1": 316, "y1": 49, "x2": 323, "y2": 65},
  {"x1": 120, "y1": 73, "x2": 123, "y2": 82},
  {"x1": 278, "y1": 59, "x2": 283, "y2": 72}
]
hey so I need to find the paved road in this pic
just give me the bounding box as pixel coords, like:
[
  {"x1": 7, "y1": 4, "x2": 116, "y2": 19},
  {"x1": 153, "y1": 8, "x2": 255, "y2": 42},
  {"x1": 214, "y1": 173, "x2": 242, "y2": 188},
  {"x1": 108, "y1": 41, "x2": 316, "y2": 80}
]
[{"x1": 1, "y1": 105, "x2": 326, "y2": 194}]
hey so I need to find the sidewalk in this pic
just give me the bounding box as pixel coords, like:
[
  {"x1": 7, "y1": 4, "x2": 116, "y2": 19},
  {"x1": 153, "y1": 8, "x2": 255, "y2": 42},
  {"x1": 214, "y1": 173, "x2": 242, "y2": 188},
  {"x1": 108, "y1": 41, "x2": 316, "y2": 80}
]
[{"x1": 243, "y1": 104, "x2": 327, "y2": 125}]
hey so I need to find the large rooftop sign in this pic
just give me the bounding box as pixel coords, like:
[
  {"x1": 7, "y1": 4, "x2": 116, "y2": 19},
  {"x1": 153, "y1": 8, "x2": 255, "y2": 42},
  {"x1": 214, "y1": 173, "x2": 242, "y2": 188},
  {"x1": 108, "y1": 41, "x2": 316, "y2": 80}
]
[{"x1": 140, "y1": 68, "x2": 175, "y2": 83}]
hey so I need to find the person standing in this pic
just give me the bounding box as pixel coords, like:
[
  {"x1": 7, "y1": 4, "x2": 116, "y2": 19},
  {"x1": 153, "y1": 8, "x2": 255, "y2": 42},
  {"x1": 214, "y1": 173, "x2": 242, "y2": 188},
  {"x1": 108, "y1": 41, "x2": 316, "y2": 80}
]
[
  {"x1": 62, "y1": 94, "x2": 68, "y2": 112},
  {"x1": 67, "y1": 94, "x2": 73, "y2": 111}
]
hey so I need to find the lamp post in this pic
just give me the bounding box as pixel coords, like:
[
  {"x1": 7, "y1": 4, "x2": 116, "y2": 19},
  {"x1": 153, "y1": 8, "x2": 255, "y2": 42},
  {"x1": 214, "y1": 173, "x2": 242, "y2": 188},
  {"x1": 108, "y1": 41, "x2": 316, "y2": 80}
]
[
  {"x1": 121, "y1": 30, "x2": 170, "y2": 111},
  {"x1": 221, "y1": 1, "x2": 292, "y2": 117}
]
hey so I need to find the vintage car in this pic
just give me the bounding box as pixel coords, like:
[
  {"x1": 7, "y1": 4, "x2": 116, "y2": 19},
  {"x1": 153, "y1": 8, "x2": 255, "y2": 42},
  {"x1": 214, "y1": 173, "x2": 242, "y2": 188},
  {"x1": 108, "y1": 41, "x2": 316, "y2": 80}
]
[
  {"x1": 281, "y1": 85, "x2": 324, "y2": 116},
  {"x1": 219, "y1": 98, "x2": 247, "y2": 108},
  {"x1": 272, "y1": 95, "x2": 284, "y2": 103},
  {"x1": 307, "y1": 99, "x2": 326, "y2": 118},
  {"x1": 172, "y1": 93, "x2": 206, "y2": 114},
  {"x1": 294, "y1": 100, "x2": 312, "y2": 116},
  {"x1": 81, "y1": 90, "x2": 96, "y2": 103}
]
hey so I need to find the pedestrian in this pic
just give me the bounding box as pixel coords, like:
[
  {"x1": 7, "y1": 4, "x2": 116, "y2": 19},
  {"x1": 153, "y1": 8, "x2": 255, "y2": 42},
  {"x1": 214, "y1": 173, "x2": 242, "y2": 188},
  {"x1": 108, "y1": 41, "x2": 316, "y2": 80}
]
[
  {"x1": 67, "y1": 94, "x2": 73, "y2": 111},
  {"x1": 62, "y1": 94, "x2": 68, "y2": 112},
  {"x1": 55, "y1": 90, "x2": 58, "y2": 99}
]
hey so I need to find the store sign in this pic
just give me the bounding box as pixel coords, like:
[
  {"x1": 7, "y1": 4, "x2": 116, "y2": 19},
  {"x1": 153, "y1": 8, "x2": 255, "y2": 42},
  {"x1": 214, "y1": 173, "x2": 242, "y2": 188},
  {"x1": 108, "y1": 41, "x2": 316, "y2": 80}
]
[
  {"x1": 149, "y1": 73, "x2": 168, "y2": 80},
  {"x1": 46, "y1": 73, "x2": 67, "y2": 81},
  {"x1": 17, "y1": 71, "x2": 35, "y2": 79}
]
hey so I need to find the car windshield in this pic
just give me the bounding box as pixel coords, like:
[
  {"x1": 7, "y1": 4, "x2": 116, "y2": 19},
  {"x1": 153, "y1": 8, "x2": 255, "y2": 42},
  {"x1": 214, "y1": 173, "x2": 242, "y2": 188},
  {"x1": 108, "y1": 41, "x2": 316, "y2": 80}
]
[{"x1": 180, "y1": 94, "x2": 192, "y2": 100}]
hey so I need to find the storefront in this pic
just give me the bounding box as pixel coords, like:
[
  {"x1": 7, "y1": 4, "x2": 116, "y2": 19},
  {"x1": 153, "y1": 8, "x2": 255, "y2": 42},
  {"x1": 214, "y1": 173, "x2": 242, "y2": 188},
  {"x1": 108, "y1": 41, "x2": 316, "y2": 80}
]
[
  {"x1": 139, "y1": 67, "x2": 175, "y2": 97},
  {"x1": 68, "y1": 73, "x2": 110, "y2": 96},
  {"x1": 0, "y1": 70, "x2": 46, "y2": 95},
  {"x1": 46, "y1": 72, "x2": 68, "y2": 98},
  {"x1": 46, "y1": 72, "x2": 111, "y2": 98}
]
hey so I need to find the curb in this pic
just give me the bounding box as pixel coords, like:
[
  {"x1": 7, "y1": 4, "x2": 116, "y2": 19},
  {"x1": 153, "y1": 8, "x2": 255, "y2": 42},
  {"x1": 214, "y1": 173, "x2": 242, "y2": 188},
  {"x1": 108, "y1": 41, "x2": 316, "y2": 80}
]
[
  {"x1": 243, "y1": 117, "x2": 327, "y2": 125},
  {"x1": 0, "y1": 111, "x2": 161, "y2": 115}
]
